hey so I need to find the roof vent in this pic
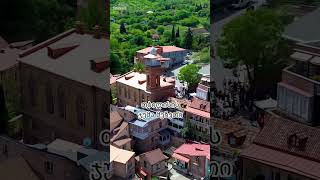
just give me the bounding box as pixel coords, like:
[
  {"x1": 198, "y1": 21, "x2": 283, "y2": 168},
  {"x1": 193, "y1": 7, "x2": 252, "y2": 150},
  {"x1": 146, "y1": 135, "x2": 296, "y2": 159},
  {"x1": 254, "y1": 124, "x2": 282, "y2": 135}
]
[
  {"x1": 0, "y1": 49, "x2": 5, "y2": 53},
  {"x1": 47, "y1": 43, "x2": 79, "y2": 59},
  {"x1": 90, "y1": 58, "x2": 108, "y2": 73},
  {"x1": 138, "y1": 79, "x2": 146, "y2": 84},
  {"x1": 125, "y1": 75, "x2": 134, "y2": 80}
]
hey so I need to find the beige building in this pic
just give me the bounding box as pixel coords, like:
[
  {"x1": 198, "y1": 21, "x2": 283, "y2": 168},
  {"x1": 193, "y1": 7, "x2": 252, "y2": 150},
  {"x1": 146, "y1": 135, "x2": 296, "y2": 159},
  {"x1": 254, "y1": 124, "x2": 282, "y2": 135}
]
[
  {"x1": 18, "y1": 28, "x2": 109, "y2": 149},
  {"x1": 185, "y1": 97, "x2": 210, "y2": 142},
  {"x1": 136, "y1": 148, "x2": 168, "y2": 180},
  {"x1": 110, "y1": 145, "x2": 135, "y2": 179}
]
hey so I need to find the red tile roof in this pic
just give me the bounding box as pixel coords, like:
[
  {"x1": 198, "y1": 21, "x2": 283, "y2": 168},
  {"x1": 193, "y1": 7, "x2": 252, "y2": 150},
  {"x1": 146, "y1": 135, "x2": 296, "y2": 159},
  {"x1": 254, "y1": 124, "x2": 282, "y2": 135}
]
[
  {"x1": 139, "y1": 148, "x2": 168, "y2": 165},
  {"x1": 254, "y1": 116, "x2": 320, "y2": 162},
  {"x1": 172, "y1": 153, "x2": 190, "y2": 163},
  {"x1": 189, "y1": 97, "x2": 210, "y2": 112},
  {"x1": 185, "y1": 107, "x2": 210, "y2": 119},
  {"x1": 241, "y1": 115, "x2": 320, "y2": 178},
  {"x1": 241, "y1": 144, "x2": 320, "y2": 179},
  {"x1": 174, "y1": 143, "x2": 210, "y2": 159},
  {"x1": 185, "y1": 97, "x2": 210, "y2": 118},
  {"x1": 137, "y1": 46, "x2": 186, "y2": 54}
]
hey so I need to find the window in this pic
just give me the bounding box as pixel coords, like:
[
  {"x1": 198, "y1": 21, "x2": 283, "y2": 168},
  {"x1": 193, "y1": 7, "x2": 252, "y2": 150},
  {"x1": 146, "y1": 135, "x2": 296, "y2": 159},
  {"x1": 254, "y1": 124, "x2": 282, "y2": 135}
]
[
  {"x1": 144, "y1": 161, "x2": 147, "y2": 168},
  {"x1": 28, "y1": 75, "x2": 37, "y2": 106},
  {"x1": 102, "y1": 102, "x2": 108, "y2": 128},
  {"x1": 44, "y1": 161, "x2": 54, "y2": 174},
  {"x1": 159, "y1": 121, "x2": 162, "y2": 128},
  {"x1": 46, "y1": 82, "x2": 54, "y2": 114},
  {"x1": 229, "y1": 136, "x2": 236, "y2": 145},
  {"x1": 57, "y1": 86, "x2": 66, "y2": 118},
  {"x1": 77, "y1": 95, "x2": 86, "y2": 127},
  {"x1": 128, "y1": 89, "x2": 131, "y2": 99}
]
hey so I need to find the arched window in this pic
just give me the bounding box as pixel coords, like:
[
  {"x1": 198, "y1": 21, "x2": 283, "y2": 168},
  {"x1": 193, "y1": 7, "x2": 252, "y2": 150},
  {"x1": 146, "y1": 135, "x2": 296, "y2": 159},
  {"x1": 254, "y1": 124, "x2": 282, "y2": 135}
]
[
  {"x1": 77, "y1": 95, "x2": 86, "y2": 127},
  {"x1": 28, "y1": 75, "x2": 37, "y2": 106},
  {"x1": 57, "y1": 86, "x2": 66, "y2": 119},
  {"x1": 46, "y1": 82, "x2": 54, "y2": 114},
  {"x1": 102, "y1": 102, "x2": 108, "y2": 128}
]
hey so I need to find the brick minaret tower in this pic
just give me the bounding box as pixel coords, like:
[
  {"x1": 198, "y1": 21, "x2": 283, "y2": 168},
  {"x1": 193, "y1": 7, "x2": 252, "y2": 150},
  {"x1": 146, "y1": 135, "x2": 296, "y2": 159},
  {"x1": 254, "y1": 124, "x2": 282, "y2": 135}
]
[{"x1": 145, "y1": 47, "x2": 164, "y2": 91}]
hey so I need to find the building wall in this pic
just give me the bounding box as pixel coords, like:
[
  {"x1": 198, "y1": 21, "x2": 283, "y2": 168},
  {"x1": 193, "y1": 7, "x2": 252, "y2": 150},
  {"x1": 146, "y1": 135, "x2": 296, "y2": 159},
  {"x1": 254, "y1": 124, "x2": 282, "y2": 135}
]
[
  {"x1": 151, "y1": 161, "x2": 168, "y2": 176},
  {"x1": 116, "y1": 82, "x2": 150, "y2": 107},
  {"x1": 113, "y1": 156, "x2": 135, "y2": 179},
  {"x1": 20, "y1": 63, "x2": 108, "y2": 149},
  {"x1": 162, "y1": 50, "x2": 187, "y2": 65},
  {"x1": 277, "y1": 83, "x2": 313, "y2": 123},
  {"x1": 186, "y1": 112, "x2": 210, "y2": 141},
  {"x1": 282, "y1": 70, "x2": 314, "y2": 95},
  {"x1": 242, "y1": 158, "x2": 314, "y2": 180},
  {"x1": 138, "y1": 155, "x2": 167, "y2": 180},
  {"x1": 0, "y1": 65, "x2": 20, "y2": 115},
  {"x1": 0, "y1": 136, "x2": 88, "y2": 180}
]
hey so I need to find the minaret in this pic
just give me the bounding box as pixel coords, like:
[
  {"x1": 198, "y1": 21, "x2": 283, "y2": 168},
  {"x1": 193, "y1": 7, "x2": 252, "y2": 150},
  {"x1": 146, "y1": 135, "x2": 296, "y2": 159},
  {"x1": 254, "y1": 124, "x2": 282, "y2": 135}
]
[{"x1": 145, "y1": 47, "x2": 163, "y2": 91}]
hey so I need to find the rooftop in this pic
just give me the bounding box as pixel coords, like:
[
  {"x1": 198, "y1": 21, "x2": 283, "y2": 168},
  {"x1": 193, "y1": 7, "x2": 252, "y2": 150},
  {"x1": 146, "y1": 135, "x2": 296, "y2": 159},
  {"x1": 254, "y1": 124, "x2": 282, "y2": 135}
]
[
  {"x1": 116, "y1": 71, "x2": 174, "y2": 92},
  {"x1": 18, "y1": 29, "x2": 108, "y2": 90},
  {"x1": 185, "y1": 97, "x2": 210, "y2": 118},
  {"x1": 139, "y1": 148, "x2": 168, "y2": 165},
  {"x1": 0, "y1": 47, "x2": 21, "y2": 71},
  {"x1": 110, "y1": 145, "x2": 135, "y2": 164},
  {"x1": 137, "y1": 46, "x2": 186, "y2": 54},
  {"x1": 253, "y1": 115, "x2": 320, "y2": 162},
  {"x1": 284, "y1": 8, "x2": 320, "y2": 42},
  {"x1": 213, "y1": 118, "x2": 260, "y2": 155},
  {"x1": 123, "y1": 105, "x2": 159, "y2": 128},
  {"x1": 174, "y1": 143, "x2": 210, "y2": 159}
]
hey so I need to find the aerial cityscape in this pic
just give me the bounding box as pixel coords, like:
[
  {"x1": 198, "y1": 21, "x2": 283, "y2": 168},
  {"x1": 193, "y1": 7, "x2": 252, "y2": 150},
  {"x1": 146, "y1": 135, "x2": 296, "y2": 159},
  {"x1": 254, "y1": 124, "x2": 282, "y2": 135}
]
[{"x1": 0, "y1": 0, "x2": 320, "y2": 180}]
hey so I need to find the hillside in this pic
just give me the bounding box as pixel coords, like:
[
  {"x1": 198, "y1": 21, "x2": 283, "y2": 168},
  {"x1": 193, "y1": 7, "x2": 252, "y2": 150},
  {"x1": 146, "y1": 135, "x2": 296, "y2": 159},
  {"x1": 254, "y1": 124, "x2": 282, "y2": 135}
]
[{"x1": 110, "y1": 0, "x2": 210, "y2": 74}]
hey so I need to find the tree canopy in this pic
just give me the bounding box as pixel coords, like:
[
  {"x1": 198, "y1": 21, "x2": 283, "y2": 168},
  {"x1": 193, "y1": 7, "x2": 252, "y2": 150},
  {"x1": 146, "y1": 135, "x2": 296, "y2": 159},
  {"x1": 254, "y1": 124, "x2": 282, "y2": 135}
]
[
  {"x1": 178, "y1": 64, "x2": 201, "y2": 90},
  {"x1": 217, "y1": 9, "x2": 289, "y2": 98}
]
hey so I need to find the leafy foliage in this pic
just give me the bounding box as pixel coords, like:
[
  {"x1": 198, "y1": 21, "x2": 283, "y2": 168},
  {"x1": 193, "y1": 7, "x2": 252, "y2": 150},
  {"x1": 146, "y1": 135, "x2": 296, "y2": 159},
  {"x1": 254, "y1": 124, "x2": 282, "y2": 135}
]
[
  {"x1": 178, "y1": 64, "x2": 201, "y2": 90},
  {"x1": 217, "y1": 9, "x2": 289, "y2": 98},
  {"x1": 111, "y1": 0, "x2": 209, "y2": 74}
]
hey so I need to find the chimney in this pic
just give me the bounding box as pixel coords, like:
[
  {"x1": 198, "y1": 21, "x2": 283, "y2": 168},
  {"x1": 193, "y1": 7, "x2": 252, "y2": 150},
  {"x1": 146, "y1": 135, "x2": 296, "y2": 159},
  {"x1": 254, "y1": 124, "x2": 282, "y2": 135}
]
[
  {"x1": 47, "y1": 43, "x2": 79, "y2": 59},
  {"x1": 90, "y1": 59, "x2": 108, "y2": 73},
  {"x1": 75, "y1": 21, "x2": 84, "y2": 34},
  {"x1": 93, "y1": 25, "x2": 101, "y2": 39}
]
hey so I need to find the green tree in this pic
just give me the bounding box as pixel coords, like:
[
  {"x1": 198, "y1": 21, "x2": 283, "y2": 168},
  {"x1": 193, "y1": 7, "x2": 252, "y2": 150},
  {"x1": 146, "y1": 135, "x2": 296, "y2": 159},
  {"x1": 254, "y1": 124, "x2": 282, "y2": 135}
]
[
  {"x1": 157, "y1": 26, "x2": 165, "y2": 35},
  {"x1": 178, "y1": 64, "x2": 201, "y2": 91},
  {"x1": 79, "y1": 0, "x2": 107, "y2": 32},
  {"x1": 183, "y1": 27, "x2": 193, "y2": 49},
  {"x1": 120, "y1": 23, "x2": 127, "y2": 34},
  {"x1": 176, "y1": 26, "x2": 180, "y2": 38},
  {"x1": 171, "y1": 25, "x2": 175, "y2": 42},
  {"x1": 217, "y1": 9, "x2": 289, "y2": 98},
  {"x1": 0, "y1": 85, "x2": 9, "y2": 134},
  {"x1": 132, "y1": 62, "x2": 145, "y2": 73}
]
